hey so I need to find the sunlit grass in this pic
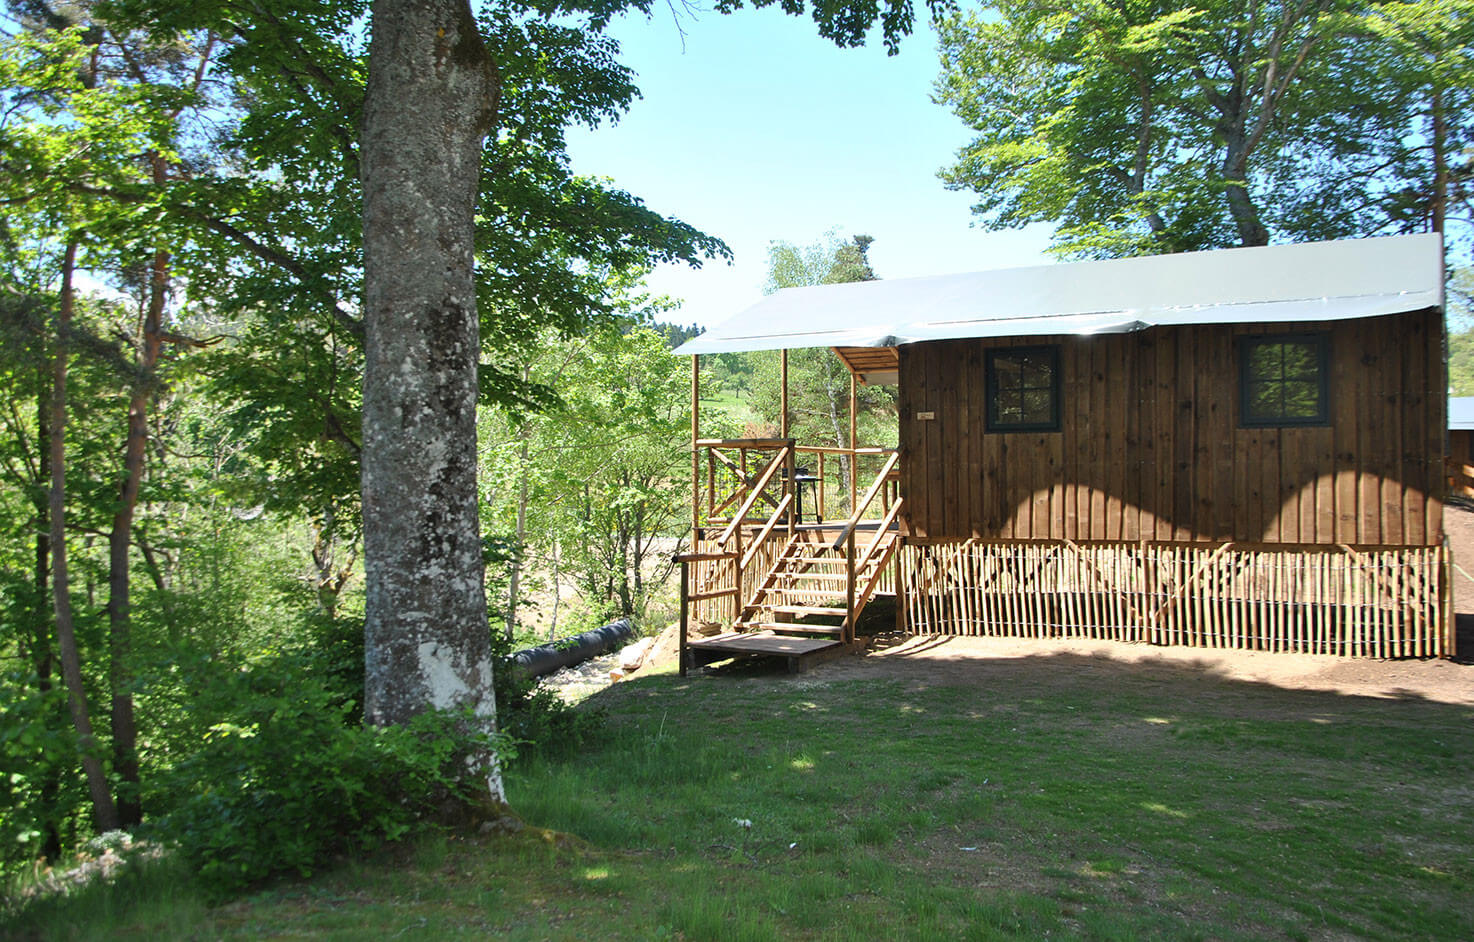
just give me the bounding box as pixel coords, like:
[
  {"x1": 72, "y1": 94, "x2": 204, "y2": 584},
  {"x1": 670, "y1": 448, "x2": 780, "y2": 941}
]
[{"x1": 10, "y1": 660, "x2": 1474, "y2": 940}]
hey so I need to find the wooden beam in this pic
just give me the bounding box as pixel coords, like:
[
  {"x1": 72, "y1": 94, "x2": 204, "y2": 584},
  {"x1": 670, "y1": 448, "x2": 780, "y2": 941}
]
[
  {"x1": 740, "y1": 494, "x2": 794, "y2": 570},
  {"x1": 780, "y1": 349, "x2": 789, "y2": 439},
  {"x1": 850, "y1": 369, "x2": 858, "y2": 513},
  {"x1": 831, "y1": 450, "x2": 902, "y2": 551},
  {"x1": 716, "y1": 446, "x2": 792, "y2": 548},
  {"x1": 691, "y1": 355, "x2": 700, "y2": 536},
  {"x1": 679, "y1": 561, "x2": 688, "y2": 677}
]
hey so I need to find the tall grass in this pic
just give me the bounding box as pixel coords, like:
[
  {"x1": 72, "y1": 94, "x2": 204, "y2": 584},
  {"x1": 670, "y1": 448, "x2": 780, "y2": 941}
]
[{"x1": 10, "y1": 654, "x2": 1473, "y2": 940}]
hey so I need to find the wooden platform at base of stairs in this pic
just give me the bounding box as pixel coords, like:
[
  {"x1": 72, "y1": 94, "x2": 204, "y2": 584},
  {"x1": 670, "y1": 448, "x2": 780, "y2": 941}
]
[{"x1": 684, "y1": 631, "x2": 853, "y2": 674}]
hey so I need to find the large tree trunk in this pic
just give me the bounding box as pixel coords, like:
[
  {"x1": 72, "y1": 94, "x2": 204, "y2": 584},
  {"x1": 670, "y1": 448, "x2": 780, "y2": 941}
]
[
  {"x1": 50, "y1": 238, "x2": 121, "y2": 833},
  {"x1": 106, "y1": 236, "x2": 167, "y2": 829},
  {"x1": 360, "y1": 0, "x2": 503, "y2": 800}
]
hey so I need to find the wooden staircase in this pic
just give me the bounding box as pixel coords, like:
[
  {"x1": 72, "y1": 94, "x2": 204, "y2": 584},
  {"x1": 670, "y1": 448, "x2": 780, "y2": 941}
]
[
  {"x1": 681, "y1": 450, "x2": 904, "y2": 674},
  {"x1": 736, "y1": 528, "x2": 899, "y2": 639}
]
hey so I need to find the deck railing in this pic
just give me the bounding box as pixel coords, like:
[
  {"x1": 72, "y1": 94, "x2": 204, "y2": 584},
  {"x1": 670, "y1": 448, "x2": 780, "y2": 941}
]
[
  {"x1": 679, "y1": 440, "x2": 901, "y2": 651},
  {"x1": 678, "y1": 439, "x2": 902, "y2": 652},
  {"x1": 829, "y1": 450, "x2": 901, "y2": 642},
  {"x1": 898, "y1": 539, "x2": 1454, "y2": 657}
]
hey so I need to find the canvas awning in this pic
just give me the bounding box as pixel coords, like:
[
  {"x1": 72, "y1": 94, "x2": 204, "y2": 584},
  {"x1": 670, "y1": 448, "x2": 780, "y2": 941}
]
[{"x1": 674, "y1": 234, "x2": 1445, "y2": 357}]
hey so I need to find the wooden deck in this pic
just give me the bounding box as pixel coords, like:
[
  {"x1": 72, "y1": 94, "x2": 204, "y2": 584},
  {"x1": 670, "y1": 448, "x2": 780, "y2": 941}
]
[{"x1": 685, "y1": 631, "x2": 849, "y2": 674}]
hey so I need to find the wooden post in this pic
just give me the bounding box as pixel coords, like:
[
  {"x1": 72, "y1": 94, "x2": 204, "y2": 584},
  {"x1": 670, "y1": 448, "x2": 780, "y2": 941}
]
[
  {"x1": 818, "y1": 452, "x2": 826, "y2": 521},
  {"x1": 849, "y1": 371, "x2": 858, "y2": 516},
  {"x1": 845, "y1": 529, "x2": 857, "y2": 645},
  {"x1": 787, "y1": 440, "x2": 797, "y2": 538},
  {"x1": 679, "y1": 558, "x2": 689, "y2": 677},
  {"x1": 732, "y1": 518, "x2": 744, "y2": 627},
  {"x1": 780, "y1": 348, "x2": 789, "y2": 440},
  {"x1": 691, "y1": 355, "x2": 700, "y2": 536},
  {"x1": 1444, "y1": 539, "x2": 1456, "y2": 658},
  {"x1": 895, "y1": 542, "x2": 907, "y2": 634}
]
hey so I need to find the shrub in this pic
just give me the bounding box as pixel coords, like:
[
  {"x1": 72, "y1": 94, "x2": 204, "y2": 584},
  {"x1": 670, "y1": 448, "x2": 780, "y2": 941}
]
[
  {"x1": 147, "y1": 657, "x2": 508, "y2": 898},
  {"x1": 487, "y1": 629, "x2": 604, "y2": 760}
]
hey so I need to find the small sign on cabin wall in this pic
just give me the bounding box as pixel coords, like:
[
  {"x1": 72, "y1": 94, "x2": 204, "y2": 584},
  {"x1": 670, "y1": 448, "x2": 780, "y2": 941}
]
[{"x1": 916, "y1": 411, "x2": 936, "y2": 421}]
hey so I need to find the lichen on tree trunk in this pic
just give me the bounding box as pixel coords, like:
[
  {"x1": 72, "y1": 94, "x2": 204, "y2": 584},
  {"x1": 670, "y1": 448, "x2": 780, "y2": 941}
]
[{"x1": 360, "y1": 0, "x2": 503, "y2": 800}]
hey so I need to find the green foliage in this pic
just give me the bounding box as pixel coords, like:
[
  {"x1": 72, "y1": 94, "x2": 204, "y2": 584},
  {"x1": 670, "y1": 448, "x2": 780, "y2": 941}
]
[
  {"x1": 0, "y1": 0, "x2": 941, "y2": 893},
  {"x1": 147, "y1": 649, "x2": 508, "y2": 898},
  {"x1": 482, "y1": 318, "x2": 691, "y2": 631},
  {"x1": 709, "y1": 0, "x2": 944, "y2": 55},
  {"x1": 933, "y1": 0, "x2": 1474, "y2": 257},
  {"x1": 490, "y1": 632, "x2": 606, "y2": 761},
  {"x1": 747, "y1": 232, "x2": 897, "y2": 510},
  {"x1": 1449, "y1": 331, "x2": 1474, "y2": 395},
  {"x1": 0, "y1": 667, "x2": 80, "y2": 873}
]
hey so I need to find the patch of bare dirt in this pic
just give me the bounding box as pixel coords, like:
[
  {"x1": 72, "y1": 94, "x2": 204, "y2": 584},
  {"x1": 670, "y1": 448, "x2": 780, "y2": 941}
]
[
  {"x1": 776, "y1": 502, "x2": 1474, "y2": 705},
  {"x1": 801, "y1": 632, "x2": 1474, "y2": 707}
]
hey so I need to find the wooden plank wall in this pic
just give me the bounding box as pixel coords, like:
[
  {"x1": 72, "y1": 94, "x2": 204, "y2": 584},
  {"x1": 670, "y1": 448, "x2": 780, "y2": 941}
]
[{"x1": 898, "y1": 311, "x2": 1446, "y2": 547}]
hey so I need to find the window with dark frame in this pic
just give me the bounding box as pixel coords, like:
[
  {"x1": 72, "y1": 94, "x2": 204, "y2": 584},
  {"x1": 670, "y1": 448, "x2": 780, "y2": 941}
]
[
  {"x1": 1238, "y1": 333, "x2": 1329, "y2": 427},
  {"x1": 986, "y1": 345, "x2": 1061, "y2": 432}
]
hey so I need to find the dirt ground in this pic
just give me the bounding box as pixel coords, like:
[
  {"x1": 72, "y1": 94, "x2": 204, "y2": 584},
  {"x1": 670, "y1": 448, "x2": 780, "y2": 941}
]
[
  {"x1": 801, "y1": 631, "x2": 1474, "y2": 706},
  {"x1": 784, "y1": 504, "x2": 1474, "y2": 707},
  {"x1": 635, "y1": 506, "x2": 1474, "y2": 706}
]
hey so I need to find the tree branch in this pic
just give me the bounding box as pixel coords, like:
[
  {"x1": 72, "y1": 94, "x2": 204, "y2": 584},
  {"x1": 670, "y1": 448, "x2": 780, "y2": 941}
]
[{"x1": 66, "y1": 181, "x2": 363, "y2": 338}]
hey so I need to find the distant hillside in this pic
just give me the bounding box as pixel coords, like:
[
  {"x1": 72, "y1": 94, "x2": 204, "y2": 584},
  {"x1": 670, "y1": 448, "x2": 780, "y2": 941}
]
[{"x1": 648, "y1": 322, "x2": 703, "y2": 350}]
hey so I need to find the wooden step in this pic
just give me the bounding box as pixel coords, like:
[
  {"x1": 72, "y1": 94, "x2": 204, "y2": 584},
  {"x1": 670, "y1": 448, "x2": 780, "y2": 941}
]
[
  {"x1": 774, "y1": 572, "x2": 848, "y2": 583},
  {"x1": 760, "y1": 592, "x2": 843, "y2": 603},
  {"x1": 752, "y1": 587, "x2": 843, "y2": 600},
  {"x1": 685, "y1": 630, "x2": 847, "y2": 673},
  {"x1": 766, "y1": 604, "x2": 845, "y2": 617},
  {"x1": 736, "y1": 622, "x2": 843, "y2": 637}
]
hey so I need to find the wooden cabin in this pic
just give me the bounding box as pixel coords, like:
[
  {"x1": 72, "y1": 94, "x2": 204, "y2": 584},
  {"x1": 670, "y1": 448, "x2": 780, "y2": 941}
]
[
  {"x1": 674, "y1": 235, "x2": 1455, "y2": 668},
  {"x1": 1448, "y1": 397, "x2": 1474, "y2": 499}
]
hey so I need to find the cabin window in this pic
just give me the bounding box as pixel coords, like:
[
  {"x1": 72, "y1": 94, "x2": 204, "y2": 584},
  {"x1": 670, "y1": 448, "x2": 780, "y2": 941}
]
[
  {"x1": 1238, "y1": 333, "x2": 1329, "y2": 427},
  {"x1": 986, "y1": 345, "x2": 1061, "y2": 432}
]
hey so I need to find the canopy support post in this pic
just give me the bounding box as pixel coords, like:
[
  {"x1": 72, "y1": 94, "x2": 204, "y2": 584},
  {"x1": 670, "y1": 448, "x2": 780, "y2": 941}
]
[
  {"x1": 691, "y1": 355, "x2": 700, "y2": 536},
  {"x1": 849, "y1": 370, "x2": 859, "y2": 513},
  {"x1": 780, "y1": 349, "x2": 789, "y2": 439}
]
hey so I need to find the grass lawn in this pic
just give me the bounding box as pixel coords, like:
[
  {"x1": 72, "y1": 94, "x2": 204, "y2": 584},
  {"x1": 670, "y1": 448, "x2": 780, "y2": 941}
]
[
  {"x1": 15, "y1": 650, "x2": 1474, "y2": 940},
  {"x1": 700, "y1": 389, "x2": 761, "y2": 433}
]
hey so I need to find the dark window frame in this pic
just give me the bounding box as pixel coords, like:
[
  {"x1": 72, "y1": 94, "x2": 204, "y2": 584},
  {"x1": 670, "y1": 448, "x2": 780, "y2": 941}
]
[
  {"x1": 985, "y1": 344, "x2": 1062, "y2": 433},
  {"x1": 1237, "y1": 332, "x2": 1330, "y2": 428}
]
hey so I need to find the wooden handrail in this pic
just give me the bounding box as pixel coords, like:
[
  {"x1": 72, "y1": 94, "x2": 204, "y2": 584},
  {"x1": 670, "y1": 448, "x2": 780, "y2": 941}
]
[
  {"x1": 688, "y1": 587, "x2": 739, "y2": 602},
  {"x1": 673, "y1": 551, "x2": 739, "y2": 564},
  {"x1": 740, "y1": 493, "x2": 793, "y2": 570},
  {"x1": 710, "y1": 449, "x2": 782, "y2": 513},
  {"x1": 856, "y1": 497, "x2": 904, "y2": 572},
  {"x1": 791, "y1": 444, "x2": 897, "y2": 457},
  {"x1": 830, "y1": 450, "x2": 901, "y2": 551},
  {"x1": 716, "y1": 446, "x2": 791, "y2": 548},
  {"x1": 696, "y1": 437, "x2": 791, "y2": 448}
]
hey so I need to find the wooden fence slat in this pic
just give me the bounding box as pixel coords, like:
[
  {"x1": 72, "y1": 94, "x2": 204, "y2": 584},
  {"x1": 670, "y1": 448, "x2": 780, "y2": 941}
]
[{"x1": 896, "y1": 539, "x2": 1447, "y2": 658}]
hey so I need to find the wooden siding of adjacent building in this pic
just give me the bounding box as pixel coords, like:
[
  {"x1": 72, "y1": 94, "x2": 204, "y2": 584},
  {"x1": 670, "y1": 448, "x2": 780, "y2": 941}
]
[
  {"x1": 897, "y1": 311, "x2": 1447, "y2": 547},
  {"x1": 1449, "y1": 429, "x2": 1474, "y2": 499}
]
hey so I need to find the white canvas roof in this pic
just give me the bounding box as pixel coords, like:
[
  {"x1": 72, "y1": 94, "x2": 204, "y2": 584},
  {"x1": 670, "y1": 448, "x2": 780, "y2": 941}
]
[{"x1": 675, "y1": 234, "x2": 1445, "y2": 356}]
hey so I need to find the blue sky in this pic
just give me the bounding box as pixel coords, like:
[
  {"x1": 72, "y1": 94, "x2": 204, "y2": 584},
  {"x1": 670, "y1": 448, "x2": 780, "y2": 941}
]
[{"x1": 565, "y1": 7, "x2": 1054, "y2": 327}]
